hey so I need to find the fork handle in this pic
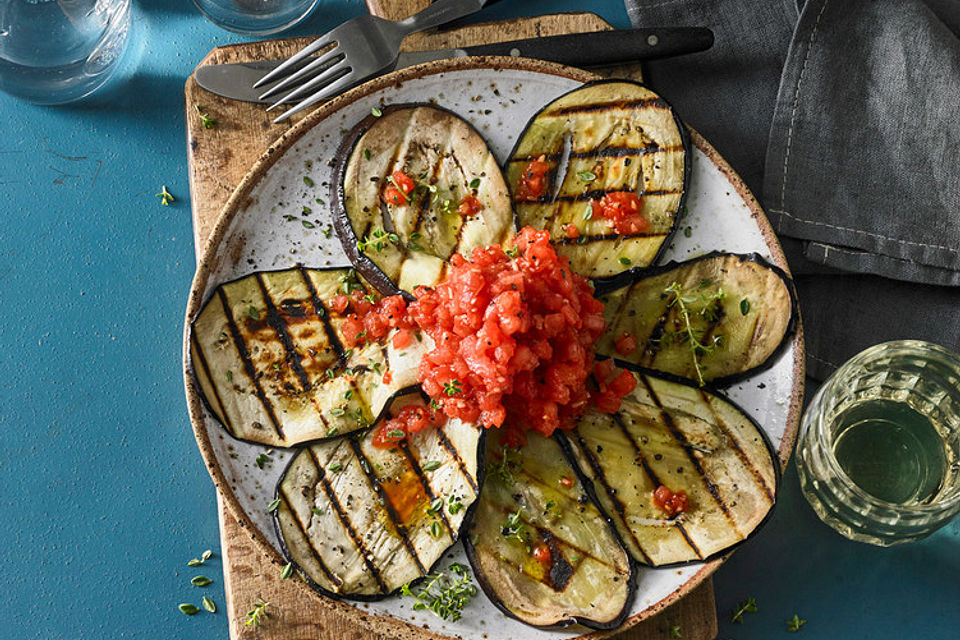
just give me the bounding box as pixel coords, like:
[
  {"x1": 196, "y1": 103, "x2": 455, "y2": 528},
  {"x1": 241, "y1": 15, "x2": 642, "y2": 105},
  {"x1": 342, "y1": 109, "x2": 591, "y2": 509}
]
[{"x1": 398, "y1": 0, "x2": 493, "y2": 35}]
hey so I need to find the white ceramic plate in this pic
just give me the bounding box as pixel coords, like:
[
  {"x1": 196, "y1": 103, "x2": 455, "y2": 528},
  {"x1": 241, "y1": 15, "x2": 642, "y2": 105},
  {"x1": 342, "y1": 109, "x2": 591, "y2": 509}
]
[{"x1": 184, "y1": 58, "x2": 804, "y2": 640}]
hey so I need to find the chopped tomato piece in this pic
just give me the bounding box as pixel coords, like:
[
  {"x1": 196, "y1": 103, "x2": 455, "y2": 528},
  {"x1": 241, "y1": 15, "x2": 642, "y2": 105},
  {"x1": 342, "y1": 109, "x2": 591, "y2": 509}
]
[
  {"x1": 653, "y1": 485, "x2": 689, "y2": 517},
  {"x1": 458, "y1": 195, "x2": 483, "y2": 217},
  {"x1": 514, "y1": 156, "x2": 551, "y2": 201},
  {"x1": 382, "y1": 170, "x2": 415, "y2": 206},
  {"x1": 564, "y1": 223, "x2": 580, "y2": 239},
  {"x1": 591, "y1": 191, "x2": 649, "y2": 235},
  {"x1": 381, "y1": 370, "x2": 393, "y2": 384},
  {"x1": 392, "y1": 328, "x2": 412, "y2": 349},
  {"x1": 532, "y1": 544, "x2": 551, "y2": 565},
  {"x1": 615, "y1": 332, "x2": 637, "y2": 356},
  {"x1": 560, "y1": 476, "x2": 574, "y2": 488},
  {"x1": 330, "y1": 294, "x2": 349, "y2": 314},
  {"x1": 592, "y1": 359, "x2": 637, "y2": 414},
  {"x1": 341, "y1": 315, "x2": 365, "y2": 348},
  {"x1": 372, "y1": 404, "x2": 439, "y2": 449}
]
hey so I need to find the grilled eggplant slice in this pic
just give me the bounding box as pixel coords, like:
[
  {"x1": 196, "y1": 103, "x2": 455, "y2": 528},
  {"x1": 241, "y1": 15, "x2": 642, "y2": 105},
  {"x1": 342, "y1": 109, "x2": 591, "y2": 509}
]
[
  {"x1": 189, "y1": 267, "x2": 427, "y2": 447},
  {"x1": 274, "y1": 389, "x2": 483, "y2": 599},
  {"x1": 593, "y1": 253, "x2": 797, "y2": 385},
  {"x1": 562, "y1": 369, "x2": 779, "y2": 567},
  {"x1": 464, "y1": 432, "x2": 634, "y2": 629},
  {"x1": 506, "y1": 80, "x2": 688, "y2": 278},
  {"x1": 334, "y1": 104, "x2": 515, "y2": 295}
]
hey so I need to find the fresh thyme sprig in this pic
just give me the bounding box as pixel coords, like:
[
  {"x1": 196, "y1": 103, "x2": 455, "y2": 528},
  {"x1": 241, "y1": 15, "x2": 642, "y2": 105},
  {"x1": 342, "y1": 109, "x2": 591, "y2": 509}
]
[
  {"x1": 156, "y1": 185, "x2": 175, "y2": 206},
  {"x1": 357, "y1": 227, "x2": 400, "y2": 253},
  {"x1": 245, "y1": 598, "x2": 271, "y2": 626},
  {"x1": 486, "y1": 446, "x2": 517, "y2": 485},
  {"x1": 400, "y1": 563, "x2": 477, "y2": 622},
  {"x1": 663, "y1": 282, "x2": 726, "y2": 387},
  {"x1": 730, "y1": 596, "x2": 758, "y2": 624},
  {"x1": 786, "y1": 614, "x2": 806, "y2": 632},
  {"x1": 194, "y1": 104, "x2": 216, "y2": 129},
  {"x1": 501, "y1": 510, "x2": 529, "y2": 546}
]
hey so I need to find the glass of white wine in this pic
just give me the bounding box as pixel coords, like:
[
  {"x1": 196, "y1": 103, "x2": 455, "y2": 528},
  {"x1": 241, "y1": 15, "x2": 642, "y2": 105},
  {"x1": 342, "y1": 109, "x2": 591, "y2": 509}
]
[{"x1": 797, "y1": 341, "x2": 960, "y2": 545}]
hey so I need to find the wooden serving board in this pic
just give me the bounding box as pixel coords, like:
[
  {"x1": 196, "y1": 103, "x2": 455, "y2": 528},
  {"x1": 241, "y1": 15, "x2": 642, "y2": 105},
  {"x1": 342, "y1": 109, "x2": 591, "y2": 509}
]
[{"x1": 185, "y1": 4, "x2": 718, "y2": 639}]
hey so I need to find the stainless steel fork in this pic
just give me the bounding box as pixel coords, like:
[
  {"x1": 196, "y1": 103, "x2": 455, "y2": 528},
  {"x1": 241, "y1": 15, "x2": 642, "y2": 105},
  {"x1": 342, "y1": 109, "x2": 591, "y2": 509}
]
[{"x1": 256, "y1": 0, "x2": 494, "y2": 122}]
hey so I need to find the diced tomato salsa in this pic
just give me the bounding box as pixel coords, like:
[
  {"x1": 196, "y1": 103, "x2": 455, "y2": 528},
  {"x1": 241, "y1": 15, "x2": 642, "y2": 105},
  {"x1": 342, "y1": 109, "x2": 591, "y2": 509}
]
[
  {"x1": 458, "y1": 195, "x2": 483, "y2": 217},
  {"x1": 652, "y1": 485, "x2": 689, "y2": 518},
  {"x1": 591, "y1": 191, "x2": 649, "y2": 235},
  {"x1": 408, "y1": 226, "x2": 617, "y2": 439},
  {"x1": 514, "y1": 156, "x2": 551, "y2": 201},
  {"x1": 372, "y1": 403, "x2": 439, "y2": 448},
  {"x1": 338, "y1": 226, "x2": 638, "y2": 447},
  {"x1": 382, "y1": 170, "x2": 415, "y2": 206}
]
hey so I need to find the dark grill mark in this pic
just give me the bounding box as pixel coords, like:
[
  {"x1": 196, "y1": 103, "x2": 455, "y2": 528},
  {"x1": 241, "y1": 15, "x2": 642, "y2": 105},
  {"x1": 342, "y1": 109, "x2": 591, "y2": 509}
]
[
  {"x1": 510, "y1": 143, "x2": 680, "y2": 164},
  {"x1": 610, "y1": 414, "x2": 703, "y2": 560},
  {"x1": 347, "y1": 439, "x2": 427, "y2": 574},
  {"x1": 216, "y1": 288, "x2": 285, "y2": 440},
  {"x1": 298, "y1": 267, "x2": 345, "y2": 361},
  {"x1": 278, "y1": 484, "x2": 343, "y2": 588},
  {"x1": 435, "y1": 427, "x2": 478, "y2": 494},
  {"x1": 190, "y1": 333, "x2": 234, "y2": 436},
  {"x1": 554, "y1": 231, "x2": 668, "y2": 246},
  {"x1": 698, "y1": 390, "x2": 775, "y2": 502},
  {"x1": 639, "y1": 376, "x2": 743, "y2": 538},
  {"x1": 570, "y1": 428, "x2": 654, "y2": 565},
  {"x1": 545, "y1": 97, "x2": 670, "y2": 116},
  {"x1": 397, "y1": 441, "x2": 455, "y2": 537},
  {"x1": 306, "y1": 447, "x2": 389, "y2": 594},
  {"x1": 539, "y1": 528, "x2": 574, "y2": 591},
  {"x1": 642, "y1": 309, "x2": 672, "y2": 364},
  {"x1": 520, "y1": 187, "x2": 682, "y2": 206},
  {"x1": 254, "y1": 273, "x2": 312, "y2": 392}
]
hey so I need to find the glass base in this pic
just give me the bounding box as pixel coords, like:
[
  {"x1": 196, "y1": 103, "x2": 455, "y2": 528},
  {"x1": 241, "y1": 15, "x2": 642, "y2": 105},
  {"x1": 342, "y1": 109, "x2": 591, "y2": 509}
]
[{"x1": 191, "y1": 0, "x2": 321, "y2": 36}]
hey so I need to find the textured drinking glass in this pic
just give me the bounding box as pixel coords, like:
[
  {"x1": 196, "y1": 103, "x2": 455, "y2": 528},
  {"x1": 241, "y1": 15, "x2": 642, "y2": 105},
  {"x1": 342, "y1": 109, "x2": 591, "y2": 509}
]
[
  {"x1": 797, "y1": 341, "x2": 960, "y2": 545},
  {"x1": 0, "y1": 0, "x2": 130, "y2": 105},
  {"x1": 191, "y1": 0, "x2": 320, "y2": 36}
]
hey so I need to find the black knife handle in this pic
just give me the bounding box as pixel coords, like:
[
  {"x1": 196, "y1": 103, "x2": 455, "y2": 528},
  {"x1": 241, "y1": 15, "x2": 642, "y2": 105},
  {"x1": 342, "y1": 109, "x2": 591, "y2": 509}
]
[{"x1": 459, "y1": 27, "x2": 714, "y2": 66}]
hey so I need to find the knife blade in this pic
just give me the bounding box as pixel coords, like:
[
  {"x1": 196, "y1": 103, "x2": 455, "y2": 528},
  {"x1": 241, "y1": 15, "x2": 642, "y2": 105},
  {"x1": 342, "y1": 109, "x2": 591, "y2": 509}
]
[{"x1": 196, "y1": 27, "x2": 713, "y2": 104}]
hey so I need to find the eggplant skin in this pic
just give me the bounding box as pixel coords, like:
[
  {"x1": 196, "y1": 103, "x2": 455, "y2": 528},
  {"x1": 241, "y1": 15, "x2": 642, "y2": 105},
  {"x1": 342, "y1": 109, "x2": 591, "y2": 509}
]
[
  {"x1": 561, "y1": 366, "x2": 780, "y2": 567},
  {"x1": 505, "y1": 80, "x2": 689, "y2": 279},
  {"x1": 273, "y1": 388, "x2": 485, "y2": 600},
  {"x1": 333, "y1": 103, "x2": 515, "y2": 297},
  {"x1": 593, "y1": 252, "x2": 798, "y2": 386},
  {"x1": 463, "y1": 432, "x2": 635, "y2": 630},
  {"x1": 188, "y1": 266, "x2": 427, "y2": 448}
]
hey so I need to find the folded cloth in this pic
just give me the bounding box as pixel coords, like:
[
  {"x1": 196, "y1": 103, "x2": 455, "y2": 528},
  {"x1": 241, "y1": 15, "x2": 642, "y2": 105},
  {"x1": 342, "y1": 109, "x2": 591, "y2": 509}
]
[{"x1": 625, "y1": 0, "x2": 960, "y2": 380}]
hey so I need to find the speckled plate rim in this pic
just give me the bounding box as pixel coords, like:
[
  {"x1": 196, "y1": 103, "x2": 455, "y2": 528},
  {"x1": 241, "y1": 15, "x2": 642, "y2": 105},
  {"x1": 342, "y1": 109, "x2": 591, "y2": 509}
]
[{"x1": 182, "y1": 56, "x2": 805, "y2": 640}]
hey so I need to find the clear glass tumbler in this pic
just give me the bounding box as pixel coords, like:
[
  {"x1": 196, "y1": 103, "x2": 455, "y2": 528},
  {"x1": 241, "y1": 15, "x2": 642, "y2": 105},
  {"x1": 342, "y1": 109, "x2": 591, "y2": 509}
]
[
  {"x1": 191, "y1": 0, "x2": 320, "y2": 36},
  {"x1": 0, "y1": 0, "x2": 130, "y2": 105},
  {"x1": 797, "y1": 341, "x2": 960, "y2": 545}
]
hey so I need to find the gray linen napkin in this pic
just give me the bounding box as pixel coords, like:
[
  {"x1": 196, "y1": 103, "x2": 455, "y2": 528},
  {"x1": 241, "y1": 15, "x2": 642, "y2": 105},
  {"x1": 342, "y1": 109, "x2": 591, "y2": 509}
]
[{"x1": 626, "y1": 0, "x2": 960, "y2": 380}]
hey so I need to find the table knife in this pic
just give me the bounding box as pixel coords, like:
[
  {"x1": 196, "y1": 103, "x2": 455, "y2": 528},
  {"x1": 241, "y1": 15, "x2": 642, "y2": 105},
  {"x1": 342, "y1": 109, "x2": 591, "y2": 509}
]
[{"x1": 196, "y1": 27, "x2": 713, "y2": 104}]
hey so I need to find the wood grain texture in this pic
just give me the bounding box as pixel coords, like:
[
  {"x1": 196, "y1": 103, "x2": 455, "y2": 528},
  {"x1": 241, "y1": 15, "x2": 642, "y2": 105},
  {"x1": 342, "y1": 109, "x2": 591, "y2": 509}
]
[{"x1": 185, "y1": 5, "x2": 717, "y2": 639}]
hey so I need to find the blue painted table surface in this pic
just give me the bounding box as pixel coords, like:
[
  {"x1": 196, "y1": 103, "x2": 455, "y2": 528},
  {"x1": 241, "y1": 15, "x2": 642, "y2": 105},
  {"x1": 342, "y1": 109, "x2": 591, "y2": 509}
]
[{"x1": 1, "y1": 1, "x2": 957, "y2": 639}]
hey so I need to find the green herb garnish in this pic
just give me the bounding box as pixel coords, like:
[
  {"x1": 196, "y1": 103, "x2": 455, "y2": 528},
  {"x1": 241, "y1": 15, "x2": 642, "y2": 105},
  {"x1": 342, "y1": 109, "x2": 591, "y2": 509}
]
[
  {"x1": 443, "y1": 379, "x2": 463, "y2": 396},
  {"x1": 191, "y1": 575, "x2": 212, "y2": 587},
  {"x1": 669, "y1": 623, "x2": 682, "y2": 638},
  {"x1": 663, "y1": 281, "x2": 726, "y2": 387},
  {"x1": 469, "y1": 178, "x2": 481, "y2": 189},
  {"x1": 245, "y1": 599, "x2": 270, "y2": 627},
  {"x1": 194, "y1": 104, "x2": 216, "y2": 129},
  {"x1": 787, "y1": 614, "x2": 806, "y2": 632},
  {"x1": 329, "y1": 462, "x2": 343, "y2": 473},
  {"x1": 266, "y1": 498, "x2": 281, "y2": 514},
  {"x1": 371, "y1": 106, "x2": 383, "y2": 117},
  {"x1": 740, "y1": 298, "x2": 750, "y2": 315},
  {"x1": 619, "y1": 256, "x2": 632, "y2": 266},
  {"x1": 422, "y1": 460, "x2": 442, "y2": 472},
  {"x1": 364, "y1": 148, "x2": 371, "y2": 160},
  {"x1": 400, "y1": 563, "x2": 477, "y2": 622},
  {"x1": 577, "y1": 170, "x2": 597, "y2": 181},
  {"x1": 156, "y1": 185, "x2": 175, "y2": 206},
  {"x1": 730, "y1": 596, "x2": 758, "y2": 624},
  {"x1": 280, "y1": 563, "x2": 294, "y2": 580},
  {"x1": 311, "y1": 507, "x2": 324, "y2": 516},
  {"x1": 303, "y1": 176, "x2": 314, "y2": 187},
  {"x1": 202, "y1": 596, "x2": 216, "y2": 613},
  {"x1": 178, "y1": 603, "x2": 200, "y2": 615}
]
